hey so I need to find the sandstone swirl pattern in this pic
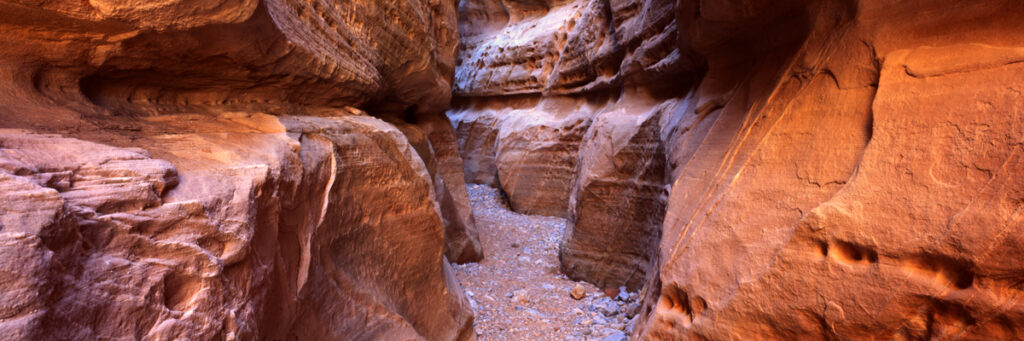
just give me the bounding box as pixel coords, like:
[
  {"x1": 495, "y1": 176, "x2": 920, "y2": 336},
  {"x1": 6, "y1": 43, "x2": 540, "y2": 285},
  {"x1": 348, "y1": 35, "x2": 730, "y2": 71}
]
[
  {"x1": 0, "y1": 0, "x2": 476, "y2": 339},
  {"x1": 450, "y1": 0, "x2": 1024, "y2": 339}
]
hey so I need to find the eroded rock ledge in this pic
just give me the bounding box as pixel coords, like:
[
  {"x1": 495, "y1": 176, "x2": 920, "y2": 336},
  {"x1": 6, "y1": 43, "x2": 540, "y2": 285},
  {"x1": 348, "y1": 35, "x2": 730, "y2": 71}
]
[
  {"x1": 451, "y1": 0, "x2": 1024, "y2": 339},
  {"x1": 0, "y1": 0, "x2": 477, "y2": 339},
  {"x1": 0, "y1": 114, "x2": 476, "y2": 340},
  {"x1": 449, "y1": 0, "x2": 686, "y2": 293}
]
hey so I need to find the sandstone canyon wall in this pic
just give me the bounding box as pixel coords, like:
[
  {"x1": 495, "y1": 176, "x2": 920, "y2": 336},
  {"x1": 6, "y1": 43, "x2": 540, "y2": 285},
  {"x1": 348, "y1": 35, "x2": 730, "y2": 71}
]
[
  {"x1": 0, "y1": 0, "x2": 477, "y2": 339},
  {"x1": 3, "y1": 0, "x2": 1024, "y2": 339},
  {"x1": 450, "y1": 0, "x2": 684, "y2": 292},
  {"x1": 450, "y1": 0, "x2": 1024, "y2": 339}
]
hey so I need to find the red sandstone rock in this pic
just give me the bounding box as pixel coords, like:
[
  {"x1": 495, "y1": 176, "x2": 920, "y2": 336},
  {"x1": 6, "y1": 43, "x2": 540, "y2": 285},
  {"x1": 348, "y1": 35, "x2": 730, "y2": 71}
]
[
  {"x1": 560, "y1": 93, "x2": 668, "y2": 291},
  {"x1": 388, "y1": 112, "x2": 485, "y2": 264},
  {"x1": 0, "y1": 114, "x2": 476, "y2": 340},
  {"x1": 450, "y1": 0, "x2": 682, "y2": 288},
  {"x1": 0, "y1": 0, "x2": 476, "y2": 339},
  {"x1": 451, "y1": 97, "x2": 598, "y2": 218},
  {"x1": 452, "y1": 0, "x2": 1024, "y2": 339},
  {"x1": 5, "y1": 0, "x2": 1024, "y2": 339},
  {"x1": 637, "y1": 1, "x2": 1024, "y2": 339},
  {"x1": 418, "y1": 111, "x2": 486, "y2": 263},
  {"x1": 451, "y1": 106, "x2": 503, "y2": 187}
]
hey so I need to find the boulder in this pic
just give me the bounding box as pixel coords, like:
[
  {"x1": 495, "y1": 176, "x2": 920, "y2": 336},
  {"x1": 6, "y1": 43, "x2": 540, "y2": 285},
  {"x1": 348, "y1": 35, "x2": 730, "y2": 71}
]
[
  {"x1": 560, "y1": 94, "x2": 668, "y2": 291},
  {"x1": 0, "y1": 114, "x2": 476, "y2": 340}
]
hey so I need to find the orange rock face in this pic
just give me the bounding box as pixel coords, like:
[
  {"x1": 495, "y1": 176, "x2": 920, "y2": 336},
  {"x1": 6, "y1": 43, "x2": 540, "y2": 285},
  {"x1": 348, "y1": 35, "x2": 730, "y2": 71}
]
[
  {"x1": 640, "y1": 0, "x2": 1024, "y2": 339},
  {"x1": 387, "y1": 112, "x2": 485, "y2": 264},
  {"x1": 5, "y1": 0, "x2": 1024, "y2": 339},
  {"x1": 452, "y1": 0, "x2": 1024, "y2": 339},
  {"x1": 0, "y1": 0, "x2": 475, "y2": 340},
  {"x1": 0, "y1": 115, "x2": 475, "y2": 340}
]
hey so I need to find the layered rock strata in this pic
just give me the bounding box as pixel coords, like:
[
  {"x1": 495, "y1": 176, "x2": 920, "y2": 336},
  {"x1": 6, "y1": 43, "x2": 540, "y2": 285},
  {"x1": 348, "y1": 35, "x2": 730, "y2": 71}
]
[
  {"x1": 450, "y1": 0, "x2": 683, "y2": 291},
  {"x1": 453, "y1": 0, "x2": 1024, "y2": 339},
  {"x1": 0, "y1": 0, "x2": 476, "y2": 339},
  {"x1": 637, "y1": 1, "x2": 1024, "y2": 339},
  {"x1": 387, "y1": 112, "x2": 484, "y2": 263},
  {"x1": 451, "y1": 96, "x2": 597, "y2": 218},
  {"x1": 560, "y1": 93, "x2": 669, "y2": 291},
  {"x1": 0, "y1": 114, "x2": 475, "y2": 340}
]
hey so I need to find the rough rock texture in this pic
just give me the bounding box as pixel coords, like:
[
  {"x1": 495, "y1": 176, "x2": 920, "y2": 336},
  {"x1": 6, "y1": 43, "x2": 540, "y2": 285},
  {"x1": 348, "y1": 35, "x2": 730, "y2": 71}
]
[
  {"x1": 560, "y1": 93, "x2": 669, "y2": 291},
  {"x1": 387, "y1": 112, "x2": 484, "y2": 263},
  {"x1": 0, "y1": 0, "x2": 459, "y2": 116},
  {"x1": 0, "y1": 0, "x2": 476, "y2": 340},
  {"x1": 638, "y1": 0, "x2": 1024, "y2": 340},
  {"x1": 450, "y1": 0, "x2": 682, "y2": 289},
  {"x1": 0, "y1": 115, "x2": 475, "y2": 340},
  {"x1": 450, "y1": 96, "x2": 596, "y2": 218},
  {"x1": 453, "y1": 0, "x2": 1024, "y2": 339},
  {"x1": 454, "y1": 0, "x2": 691, "y2": 96}
]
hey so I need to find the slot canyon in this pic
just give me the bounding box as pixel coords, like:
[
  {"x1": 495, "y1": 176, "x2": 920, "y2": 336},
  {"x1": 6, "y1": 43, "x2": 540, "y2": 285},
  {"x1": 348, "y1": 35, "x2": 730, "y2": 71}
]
[{"x1": 0, "y1": 0, "x2": 1022, "y2": 339}]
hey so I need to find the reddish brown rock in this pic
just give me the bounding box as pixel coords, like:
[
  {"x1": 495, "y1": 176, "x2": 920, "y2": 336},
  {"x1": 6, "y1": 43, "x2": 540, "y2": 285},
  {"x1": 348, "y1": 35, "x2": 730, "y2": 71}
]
[
  {"x1": 493, "y1": 100, "x2": 592, "y2": 218},
  {"x1": 0, "y1": 114, "x2": 476, "y2": 340},
  {"x1": 636, "y1": 0, "x2": 1024, "y2": 340},
  {"x1": 454, "y1": 0, "x2": 690, "y2": 96},
  {"x1": 418, "y1": 111, "x2": 486, "y2": 263},
  {"x1": 450, "y1": 0, "x2": 682, "y2": 286},
  {"x1": 0, "y1": 0, "x2": 476, "y2": 339},
  {"x1": 560, "y1": 93, "x2": 668, "y2": 291},
  {"x1": 452, "y1": 0, "x2": 1024, "y2": 340},
  {"x1": 280, "y1": 115, "x2": 474, "y2": 340},
  {"x1": 451, "y1": 105, "x2": 503, "y2": 186},
  {"x1": 451, "y1": 96, "x2": 598, "y2": 218},
  {"x1": 388, "y1": 112, "x2": 484, "y2": 263}
]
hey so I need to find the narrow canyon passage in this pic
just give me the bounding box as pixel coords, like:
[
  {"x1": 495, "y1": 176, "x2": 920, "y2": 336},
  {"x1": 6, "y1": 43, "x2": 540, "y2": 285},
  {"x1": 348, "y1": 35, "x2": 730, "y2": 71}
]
[
  {"x1": 1, "y1": 0, "x2": 1024, "y2": 340},
  {"x1": 453, "y1": 184, "x2": 640, "y2": 341}
]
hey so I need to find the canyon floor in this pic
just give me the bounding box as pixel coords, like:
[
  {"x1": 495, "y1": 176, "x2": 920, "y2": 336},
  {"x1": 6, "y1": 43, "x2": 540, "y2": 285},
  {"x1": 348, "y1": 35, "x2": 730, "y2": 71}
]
[{"x1": 453, "y1": 184, "x2": 641, "y2": 341}]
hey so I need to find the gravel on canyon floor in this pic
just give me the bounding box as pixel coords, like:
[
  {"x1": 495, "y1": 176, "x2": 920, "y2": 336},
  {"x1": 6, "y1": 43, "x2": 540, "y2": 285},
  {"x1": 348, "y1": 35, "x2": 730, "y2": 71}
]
[{"x1": 452, "y1": 184, "x2": 642, "y2": 341}]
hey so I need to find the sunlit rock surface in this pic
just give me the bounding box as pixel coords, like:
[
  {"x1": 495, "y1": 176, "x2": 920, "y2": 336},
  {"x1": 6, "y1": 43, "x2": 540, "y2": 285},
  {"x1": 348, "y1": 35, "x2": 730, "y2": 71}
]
[
  {"x1": 642, "y1": 0, "x2": 1024, "y2": 339},
  {"x1": 4, "y1": 0, "x2": 1024, "y2": 339},
  {"x1": 451, "y1": 0, "x2": 1024, "y2": 339},
  {"x1": 0, "y1": 0, "x2": 475, "y2": 339}
]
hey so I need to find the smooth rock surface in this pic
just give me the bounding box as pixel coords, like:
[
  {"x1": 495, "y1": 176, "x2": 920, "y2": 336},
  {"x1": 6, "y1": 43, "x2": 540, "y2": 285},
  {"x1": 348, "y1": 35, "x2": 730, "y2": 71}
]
[{"x1": 639, "y1": 0, "x2": 1024, "y2": 340}]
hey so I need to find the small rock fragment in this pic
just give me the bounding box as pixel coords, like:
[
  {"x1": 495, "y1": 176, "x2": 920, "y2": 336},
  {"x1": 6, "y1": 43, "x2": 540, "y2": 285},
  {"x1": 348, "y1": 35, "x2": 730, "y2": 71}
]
[
  {"x1": 512, "y1": 289, "x2": 529, "y2": 303},
  {"x1": 624, "y1": 302, "x2": 641, "y2": 318},
  {"x1": 570, "y1": 283, "x2": 587, "y2": 300},
  {"x1": 603, "y1": 287, "x2": 620, "y2": 298},
  {"x1": 602, "y1": 330, "x2": 628, "y2": 341},
  {"x1": 598, "y1": 301, "x2": 620, "y2": 316},
  {"x1": 614, "y1": 287, "x2": 629, "y2": 301}
]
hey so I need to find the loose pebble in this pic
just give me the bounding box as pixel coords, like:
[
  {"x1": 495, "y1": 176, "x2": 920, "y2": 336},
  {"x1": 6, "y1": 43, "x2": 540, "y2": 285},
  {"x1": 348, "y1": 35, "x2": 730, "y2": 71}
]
[{"x1": 452, "y1": 184, "x2": 642, "y2": 340}]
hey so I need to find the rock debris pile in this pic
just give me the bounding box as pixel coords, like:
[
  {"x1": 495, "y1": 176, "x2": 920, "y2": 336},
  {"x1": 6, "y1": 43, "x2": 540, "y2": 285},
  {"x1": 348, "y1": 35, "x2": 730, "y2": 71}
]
[{"x1": 453, "y1": 184, "x2": 642, "y2": 340}]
